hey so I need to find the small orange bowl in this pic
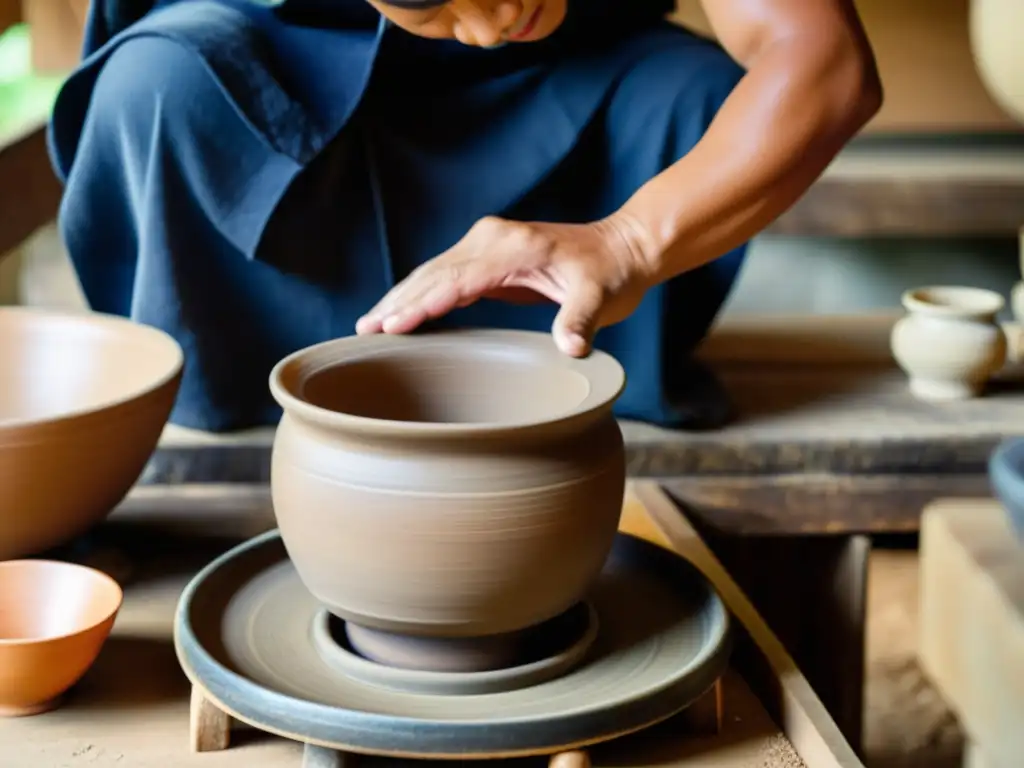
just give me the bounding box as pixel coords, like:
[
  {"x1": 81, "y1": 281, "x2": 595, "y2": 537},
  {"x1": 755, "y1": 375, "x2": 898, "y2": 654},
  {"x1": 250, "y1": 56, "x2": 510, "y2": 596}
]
[{"x1": 0, "y1": 560, "x2": 123, "y2": 716}]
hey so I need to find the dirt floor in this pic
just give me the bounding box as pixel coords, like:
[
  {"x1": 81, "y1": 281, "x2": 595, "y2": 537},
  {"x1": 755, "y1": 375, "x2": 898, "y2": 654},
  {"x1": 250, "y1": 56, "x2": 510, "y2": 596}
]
[{"x1": 863, "y1": 548, "x2": 964, "y2": 768}]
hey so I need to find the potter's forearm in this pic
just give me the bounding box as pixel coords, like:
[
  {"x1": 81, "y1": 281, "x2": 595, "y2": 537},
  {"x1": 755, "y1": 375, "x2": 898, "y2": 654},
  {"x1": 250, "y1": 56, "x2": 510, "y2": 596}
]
[{"x1": 618, "y1": 36, "x2": 881, "y2": 283}]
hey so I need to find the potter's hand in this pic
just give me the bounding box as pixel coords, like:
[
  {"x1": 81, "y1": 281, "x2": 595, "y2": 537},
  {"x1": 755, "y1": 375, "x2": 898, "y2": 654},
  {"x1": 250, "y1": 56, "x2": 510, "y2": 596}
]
[{"x1": 355, "y1": 216, "x2": 654, "y2": 357}]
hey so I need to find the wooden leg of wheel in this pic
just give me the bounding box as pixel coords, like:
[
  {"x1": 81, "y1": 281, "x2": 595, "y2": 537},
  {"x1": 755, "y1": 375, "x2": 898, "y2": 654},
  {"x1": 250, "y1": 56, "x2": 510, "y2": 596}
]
[
  {"x1": 679, "y1": 677, "x2": 724, "y2": 736},
  {"x1": 303, "y1": 743, "x2": 356, "y2": 767},
  {"x1": 549, "y1": 750, "x2": 591, "y2": 768},
  {"x1": 189, "y1": 685, "x2": 231, "y2": 753}
]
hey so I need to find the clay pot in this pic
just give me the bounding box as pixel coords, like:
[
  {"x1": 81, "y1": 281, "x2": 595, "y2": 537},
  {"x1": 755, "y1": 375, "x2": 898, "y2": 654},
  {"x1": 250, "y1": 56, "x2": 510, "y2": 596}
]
[
  {"x1": 0, "y1": 308, "x2": 182, "y2": 559},
  {"x1": 269, "y1": 329, "x2": 626, "y2": 642},
  {"x1": 890, "y1": 286, "x2": 1007, "y2": 401},
  {"x1": 0, "y1": 560, "x2": 122, "y2": 716},
  {"x1": 970, "y1": 0, "x2": 1024, "y2": 123},
  {"x1": 989, "y1": 438, "x2": 1024, "y2": 541}
]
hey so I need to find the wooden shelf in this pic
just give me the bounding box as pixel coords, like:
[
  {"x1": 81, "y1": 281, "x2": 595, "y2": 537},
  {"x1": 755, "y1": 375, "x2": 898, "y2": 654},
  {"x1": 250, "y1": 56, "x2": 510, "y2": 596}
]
[
  {"x1": 0, "y1": 122, "x2": 61, "y2": 257},
  {"x1": 4, "y1": 119, "x2": 1024, "y2": 250},
  {"x1": 767, "y1": 146, "x2": 1024, "y2": 237},
  {"x1": 147, "y1": 315, "x2": 1024, "y2": 535}
]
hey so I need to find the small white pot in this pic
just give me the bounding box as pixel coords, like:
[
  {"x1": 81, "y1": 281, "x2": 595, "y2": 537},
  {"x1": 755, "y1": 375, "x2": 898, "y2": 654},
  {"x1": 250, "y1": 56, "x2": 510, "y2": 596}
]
[{"x1": 891, "y1": 286, "x2": 1007, "y2": 401}]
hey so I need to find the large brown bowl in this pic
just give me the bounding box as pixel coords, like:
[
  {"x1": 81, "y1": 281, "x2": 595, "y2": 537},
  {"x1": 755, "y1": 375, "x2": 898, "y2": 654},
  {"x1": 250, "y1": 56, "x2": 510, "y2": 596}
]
[
  {"x1": 269, "y1": 329, "x2": 627, "y2": 640},
  {"x1": 0, "y1": 308, "x2": 183, "y2": 559}
]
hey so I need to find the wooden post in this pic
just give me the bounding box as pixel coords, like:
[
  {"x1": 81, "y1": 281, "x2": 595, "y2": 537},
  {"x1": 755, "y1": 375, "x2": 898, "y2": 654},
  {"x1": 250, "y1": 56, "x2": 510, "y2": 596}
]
[{"x1": 189, "y1": 685, "x2": 231, "y2": 753}]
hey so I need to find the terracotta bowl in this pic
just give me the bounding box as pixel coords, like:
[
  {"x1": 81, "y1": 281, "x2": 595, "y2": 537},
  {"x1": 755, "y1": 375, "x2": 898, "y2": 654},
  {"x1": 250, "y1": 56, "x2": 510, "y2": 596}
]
[
  {"x1": 269, "y1": 329, "x2": 627, "y2": 641},
  {"x1": 0, "y1": 308, "x2": 183, "y2": 559},
  {"x1": 0, "y1": 560, "x2": 123, "y2": 716}
]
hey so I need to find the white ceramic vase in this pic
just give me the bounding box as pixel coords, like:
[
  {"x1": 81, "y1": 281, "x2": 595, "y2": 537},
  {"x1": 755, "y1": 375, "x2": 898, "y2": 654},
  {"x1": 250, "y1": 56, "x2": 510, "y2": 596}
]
[
  {"x1": 891, "y1": 286, "x2": 1007, "y2": 401},
  {"x1": 970, "y1": 0, "x2": 1024, "y2": 123}
]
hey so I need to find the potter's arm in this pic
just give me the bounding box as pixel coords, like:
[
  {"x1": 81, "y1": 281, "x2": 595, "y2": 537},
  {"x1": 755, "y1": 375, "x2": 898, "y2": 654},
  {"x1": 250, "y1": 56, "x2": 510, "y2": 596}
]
[{"x1": 616, "y1": 0, "x2": 882, "y2": 283}]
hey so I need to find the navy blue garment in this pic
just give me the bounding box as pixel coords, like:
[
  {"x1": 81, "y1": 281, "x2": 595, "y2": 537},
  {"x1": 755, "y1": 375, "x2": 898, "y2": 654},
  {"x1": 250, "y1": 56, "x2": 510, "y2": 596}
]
[{"x1": 48, "y1": 0, "x2": 748, "y2": 432}]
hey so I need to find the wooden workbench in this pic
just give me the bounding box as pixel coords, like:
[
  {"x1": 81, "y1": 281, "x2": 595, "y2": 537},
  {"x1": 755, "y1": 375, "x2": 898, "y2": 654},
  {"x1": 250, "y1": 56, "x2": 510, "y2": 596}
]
[{"x1": 0, "y1": 482, "x2": 861, "y2": 768}]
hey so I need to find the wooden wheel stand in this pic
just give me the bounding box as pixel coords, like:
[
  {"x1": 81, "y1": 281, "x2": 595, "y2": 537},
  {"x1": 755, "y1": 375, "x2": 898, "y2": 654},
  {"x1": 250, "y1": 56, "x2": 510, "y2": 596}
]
[
  {"x1": 169, "y1": 483, "x2": 861, "y2": 768},
  {"x1": 189, "y1": 677, "x2": 725, "y2": 767}
]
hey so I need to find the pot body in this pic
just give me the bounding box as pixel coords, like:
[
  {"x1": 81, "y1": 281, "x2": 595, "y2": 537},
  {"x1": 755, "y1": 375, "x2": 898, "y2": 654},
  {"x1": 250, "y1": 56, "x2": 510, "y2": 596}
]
[
  {"x1": 970, "y1": 0, "x2": 1024, "y2": 123},
  {"x1": 891, "y1": 308, "x2": 1006, "y2": 401},
  {"x1": 271, "y1": 411, "x2": 626, "y2": 638}
]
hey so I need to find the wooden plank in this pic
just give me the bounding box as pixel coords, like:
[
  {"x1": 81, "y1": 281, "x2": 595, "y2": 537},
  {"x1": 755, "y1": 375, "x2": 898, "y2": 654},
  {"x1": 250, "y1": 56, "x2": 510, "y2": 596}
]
[
  {"x1": 659, "y1": 473, "x2": 991, "y2": 535},
  {"x1": 0, "y1": 124, "x2": 61, "y2": 258},
  {"x1": 766, "y1": 148, "x2": 1024, "y2": 237},
  {"x1": 0, "y1": 0, "x2": 21, "y2": 32},
  {"x1": 139, "y1": 315, "x2": 1022, "y2": 533},
  {"x1": 919, "y1": 499, "x2": 1024, "y2": 768},
  {"x1": 624, "y1": 482, "x2": 863, "y2": 768},
  {"x1": 145, "y1": 362, "x2": 1023, "y2": 482},
  {"x1": 694, "y1": 530, "x2": 870, "y2": 752}
]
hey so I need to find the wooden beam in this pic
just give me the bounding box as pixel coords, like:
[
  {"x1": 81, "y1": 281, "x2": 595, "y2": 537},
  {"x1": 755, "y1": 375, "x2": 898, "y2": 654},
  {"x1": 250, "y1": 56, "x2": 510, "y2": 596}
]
[
  {"x1": 0, "y1": 0, "x2": 21, "y2": 32},
  {"x1": 0, "y1": 124, "x2": 61, "y2": 258},
  {"x1": 766, "y1": 147, "x2": 1024, "y2": 237},
  {"x1": 624, "y1": 482, "x2": 864, "y2": 767}
]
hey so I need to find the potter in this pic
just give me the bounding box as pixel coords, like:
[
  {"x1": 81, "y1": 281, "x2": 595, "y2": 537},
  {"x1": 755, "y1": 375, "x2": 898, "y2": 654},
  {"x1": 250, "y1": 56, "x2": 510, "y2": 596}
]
[
  {"x1": 890, "y1": 286, "x2": 1007, "y2": 401},
  {"x1": 50, "y1": 0, "x2": 880, "y2": 434}
]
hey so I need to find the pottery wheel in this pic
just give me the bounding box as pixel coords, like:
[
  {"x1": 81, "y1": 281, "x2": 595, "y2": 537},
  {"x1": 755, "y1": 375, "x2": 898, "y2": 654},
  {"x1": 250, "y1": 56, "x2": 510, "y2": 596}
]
[{"x1": 174, "y1": 531, "x2": 731, "y2": 759}]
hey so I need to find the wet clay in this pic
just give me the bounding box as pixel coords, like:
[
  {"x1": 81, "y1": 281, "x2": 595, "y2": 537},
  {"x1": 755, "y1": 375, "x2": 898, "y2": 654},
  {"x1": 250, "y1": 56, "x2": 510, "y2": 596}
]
[
  {"x1": 175, "y1": 530, "x2": 731, "y2": 759},
  {"x1": 0, "y1": 560, "x2": 122, "y2": 716},
  {"x1": 0, "y1": 308, "x2": 182, "y2": 559},
  {"x1": 268, "y1": 330, "x2": 627, "y2": 651},
  {"x1": 320, "y1": 603, "x2": 599, "y2": 694},
  {"x1": 338, "y1": 601, "x2": 598, "y2": 679}
]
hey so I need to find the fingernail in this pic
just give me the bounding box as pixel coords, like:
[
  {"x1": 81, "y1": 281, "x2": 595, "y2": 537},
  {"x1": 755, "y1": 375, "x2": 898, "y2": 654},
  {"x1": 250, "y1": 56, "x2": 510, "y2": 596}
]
[
  {"x1": 381, "y1": 314, "x2": 404, "y2": 333},
  {"x1": 559, "y1": 332, "x2": 588, "y2": 357}
]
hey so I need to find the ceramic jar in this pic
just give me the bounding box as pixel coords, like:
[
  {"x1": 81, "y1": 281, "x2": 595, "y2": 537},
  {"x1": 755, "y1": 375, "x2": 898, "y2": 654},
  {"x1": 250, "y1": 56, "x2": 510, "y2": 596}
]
[
  {"x1": 891, "y1": 286, "x2": 1007, "y2": 401},
  {"x1": 970, "y1": 0, "x2": 1024, "y2": 123},
  {"x1": 268, "y1": 329, "x2": 627, "y2": 640}
]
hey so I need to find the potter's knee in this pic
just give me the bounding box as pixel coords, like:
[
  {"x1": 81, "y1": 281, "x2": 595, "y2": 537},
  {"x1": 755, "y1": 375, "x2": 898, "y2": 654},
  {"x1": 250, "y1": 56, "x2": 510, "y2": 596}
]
[{"x1": 89, "y1": 37, "x2": 216, "y2": 137}]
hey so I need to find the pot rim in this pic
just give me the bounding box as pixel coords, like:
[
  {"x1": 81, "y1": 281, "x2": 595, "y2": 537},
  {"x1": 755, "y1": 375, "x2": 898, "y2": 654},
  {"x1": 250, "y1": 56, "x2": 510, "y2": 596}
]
[
  {"x1": 0, "y1": 306, "x2": 184, "y2": 433},
  {"x1": 901, "y1": 285, "x2": 1005, "y2": 319},
  {"x1": 0, "y1": 559, "x2": 123, "y2": 648},
  {"x1": 268, "y1": 329, "x2": 626, "y2": 437}
]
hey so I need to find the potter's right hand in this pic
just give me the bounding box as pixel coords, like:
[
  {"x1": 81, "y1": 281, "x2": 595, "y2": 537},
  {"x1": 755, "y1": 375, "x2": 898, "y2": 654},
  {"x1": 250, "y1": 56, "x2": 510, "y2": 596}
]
[{"x1": 355, "y1": 215, "x2": 656, "y2": 357}]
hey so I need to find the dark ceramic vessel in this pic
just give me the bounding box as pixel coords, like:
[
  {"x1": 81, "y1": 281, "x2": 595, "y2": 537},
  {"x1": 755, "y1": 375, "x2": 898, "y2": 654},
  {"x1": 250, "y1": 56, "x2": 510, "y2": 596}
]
[{"x1": 988, "y1": 438, "x2": 1024, "y2": 541}]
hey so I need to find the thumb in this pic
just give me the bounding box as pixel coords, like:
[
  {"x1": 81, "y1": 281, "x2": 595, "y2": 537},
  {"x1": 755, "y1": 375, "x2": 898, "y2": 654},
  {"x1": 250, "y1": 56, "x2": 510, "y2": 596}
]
[{"x1": 552, "y1": 283, "x2": 604, "y2": 357}]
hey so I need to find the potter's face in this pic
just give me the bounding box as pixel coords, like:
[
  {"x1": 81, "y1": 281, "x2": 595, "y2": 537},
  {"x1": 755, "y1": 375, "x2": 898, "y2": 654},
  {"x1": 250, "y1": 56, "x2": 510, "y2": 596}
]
[{"x1": 368, "y1": 0, "x2": 567, "y2": 47}]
